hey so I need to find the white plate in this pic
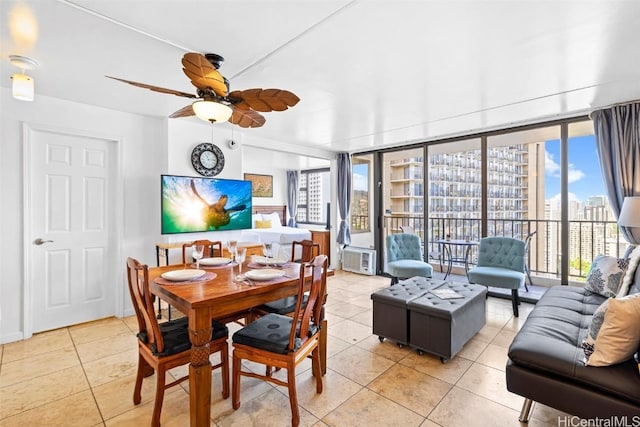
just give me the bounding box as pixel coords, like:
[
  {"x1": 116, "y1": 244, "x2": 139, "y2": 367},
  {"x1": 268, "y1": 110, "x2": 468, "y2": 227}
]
[
  {"x1": 161, "y1": 269, "x2": 206, "y2": 281},
  {"x1": 199, "y1": 257, "x2": 232, "y2": 266},
  {"x1": 253, "y1": 256, "x2": 288, "y2": 267},
  {"x1": 245, "y1": 268, "x2": 286, "y2": 281}
]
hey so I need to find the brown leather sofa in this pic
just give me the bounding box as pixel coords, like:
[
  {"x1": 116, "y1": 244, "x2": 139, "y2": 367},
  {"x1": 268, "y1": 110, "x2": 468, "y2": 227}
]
[{"x1": 506, "y1": 267, "x2": 640, "y2": 420}]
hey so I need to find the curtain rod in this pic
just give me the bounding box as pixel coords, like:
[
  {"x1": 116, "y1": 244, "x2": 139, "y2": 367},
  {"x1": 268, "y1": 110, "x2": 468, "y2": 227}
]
[{"x1": 589, "y1": 99, "x2": 640, "y2": 118}]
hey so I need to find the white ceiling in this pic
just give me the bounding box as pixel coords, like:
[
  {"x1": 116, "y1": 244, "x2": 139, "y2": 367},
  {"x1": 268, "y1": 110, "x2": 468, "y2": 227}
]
[{"x1": 3, "y1": 0, "x2": 640, "y2": 154}]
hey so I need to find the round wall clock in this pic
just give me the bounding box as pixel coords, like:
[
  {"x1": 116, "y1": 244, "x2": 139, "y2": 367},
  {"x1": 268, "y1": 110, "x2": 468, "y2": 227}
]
[{"x1": 191, "y1": 143, "x2": 224, "y2": 176}]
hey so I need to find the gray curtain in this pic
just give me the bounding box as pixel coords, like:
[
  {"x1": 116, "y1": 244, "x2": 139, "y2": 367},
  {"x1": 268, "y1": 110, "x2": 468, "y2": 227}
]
[
  {"x1": 286, "y1": 170, "x2": 299, "y2": 227},
  {"x1": 337, "y1": 152, "x2": 352, "y2": 246},
  {"x1": 592, "y1": 102, "x2": 640, "y2": 244}
]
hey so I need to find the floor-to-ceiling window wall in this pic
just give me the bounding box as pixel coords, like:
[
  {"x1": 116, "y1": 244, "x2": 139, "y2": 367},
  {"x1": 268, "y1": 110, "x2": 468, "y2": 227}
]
[{"x1": 360, "y1": 117, "x2": 626, "y2": 286}]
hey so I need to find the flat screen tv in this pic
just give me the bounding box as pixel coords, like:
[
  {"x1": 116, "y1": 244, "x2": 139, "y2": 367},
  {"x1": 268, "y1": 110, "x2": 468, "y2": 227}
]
[{"x1": 161, "y1": 174, "x2": 252, "y2": 234}]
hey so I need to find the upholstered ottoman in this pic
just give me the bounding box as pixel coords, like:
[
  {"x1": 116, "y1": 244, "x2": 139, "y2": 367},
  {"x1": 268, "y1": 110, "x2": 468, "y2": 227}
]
[
  {"x1": 371, "y1": 276, "x2": 441, "y2": 345},
  {"x1": 407, "y1": 282, "x2": 487, "y2": 361}
]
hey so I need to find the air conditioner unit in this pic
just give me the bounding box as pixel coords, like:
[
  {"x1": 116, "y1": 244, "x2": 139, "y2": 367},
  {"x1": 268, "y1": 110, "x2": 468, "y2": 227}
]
[{"x1": 342, "y1": 247, "x2": 376, "y2": 275}]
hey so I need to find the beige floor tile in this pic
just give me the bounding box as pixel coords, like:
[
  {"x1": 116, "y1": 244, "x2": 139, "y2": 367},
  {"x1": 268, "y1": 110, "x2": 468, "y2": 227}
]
[
  {"x1": 349, "y1": 309, "x2": 372, "y2": 327},
  {"x1": 491, "y1": 329, "x2": 517, "y2": 348},
  {"x1": 83, "y1": 348, "x2": 139, "y2": 388},
  {"x1": 428, "y1": 387, "x2": 520, "y2": 426},
  {"x1": 295, "y1": 369, "x2": 362, "y2": 419},
  {"x1": 324, "y1": 301, "x2": 369, "y2": 318},
  {"x1": 474, "y1": 324, "x2": 502, "y2": 343},
  {"x1": 344, "y1": 294, "x2": 375, "y2": 309},
  {"x1": 326, "y1": 335, "x2": 352, "y2": 358},
  {"x1": 476, "y1": 343, "x2": 510, "y2": 371},
  {"x1": 528, "y1": 402, "x2": 574, "y2": 425},
  {"x1": 457, "y1": 336, "x2": 490, "y2": 361},
  {"x1": 1, "y1": 328, "x2": 73, "y2": 363},
  {"x1": 0, "y1": 346, "x2": 79, "y2": 387},
  {"x1": 76, "y1": 332, "x2": 137, "y2": 364},
  {"x1": 69, "y1": 317, "x2": 131, "y2": 345},
  {"x1": 0, "y1": 390, "x2": 101, "y2": 427},
  {"x1": 322, "y1": 388, "x2": 424, "y2": 426},
  {"x1": 326, "y1": 318, "x2": 372, "y2": 344},
  {"x1": 210, "y1": 374, "x2": 272, "y2": 419},
  {"x1": 214, "y1": 387, "x2": 318, "y2": 427},
  {"x1": 0, "y1": 365, "x2": 89, "y2": 419},
  {"x1": 355, "y1": 335, "x2": 412, "y2": 362},
  {"x1": 121, "y1": 315, "x2": 139, "y2": 333},
  {"x1": 327, "y1": 345, "x2": 394, "y2": 386},
  {"x1": 399, "y1": 351, "x2": 473, "y2": 384},
  {"x1": 92, "y1": 373, "x2": 176, "y2": 420},
  {"x1": 104, "y1": 386, "x2": 192, "y2": 427},
  {"x1": 456, "y1": 363, "x2": 523, "y2": 410},
  {"x1": 368, "y1": 364, "x2": 452, "y2": 417}
]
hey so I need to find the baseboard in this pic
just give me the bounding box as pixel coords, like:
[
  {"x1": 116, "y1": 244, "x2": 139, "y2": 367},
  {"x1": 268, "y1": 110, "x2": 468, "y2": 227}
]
[{"x1": 1, "y1": 331, "x2": 25, "y2": 344}]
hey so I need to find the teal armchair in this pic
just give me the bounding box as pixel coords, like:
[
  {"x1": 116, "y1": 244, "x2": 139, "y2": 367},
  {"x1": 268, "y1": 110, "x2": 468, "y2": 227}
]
[
  {"x1": 386, "y1": 234, "x2": 433, "y2": 285},
  {"x1": 467, "y1": 237, "x2": 526, "y2": 316}
]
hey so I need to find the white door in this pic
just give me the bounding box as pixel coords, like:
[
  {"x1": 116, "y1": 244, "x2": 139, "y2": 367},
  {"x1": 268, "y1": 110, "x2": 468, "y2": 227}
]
[{"x1": 27, "y1": 126, "x2": 117, "y2": 333}]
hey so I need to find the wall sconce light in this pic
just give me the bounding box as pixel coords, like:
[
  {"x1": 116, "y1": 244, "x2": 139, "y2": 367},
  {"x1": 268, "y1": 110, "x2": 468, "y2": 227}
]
[{"x1": 9, "y1": 55, "x2": 39, "y2": 102}]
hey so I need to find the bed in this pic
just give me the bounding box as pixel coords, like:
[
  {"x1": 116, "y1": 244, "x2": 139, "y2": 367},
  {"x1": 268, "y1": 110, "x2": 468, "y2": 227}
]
[{"x1": 240, "y1": 206, "x2": 311, "y2": 256}]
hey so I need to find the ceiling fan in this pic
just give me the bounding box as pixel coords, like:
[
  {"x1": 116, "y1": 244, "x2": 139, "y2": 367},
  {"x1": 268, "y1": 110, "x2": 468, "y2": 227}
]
[{"x1": 106, "y1": 52, "x2": 300, "y2": 128}]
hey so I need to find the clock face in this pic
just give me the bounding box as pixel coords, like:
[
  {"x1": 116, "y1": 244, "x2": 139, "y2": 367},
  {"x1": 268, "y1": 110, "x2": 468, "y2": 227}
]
[{"x1": 191, "y1": 143, "x2": 224, "y2": 176}]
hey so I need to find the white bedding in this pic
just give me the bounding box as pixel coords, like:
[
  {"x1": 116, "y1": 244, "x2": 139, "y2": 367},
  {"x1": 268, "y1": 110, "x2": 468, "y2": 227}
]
[{"x1": 240, "y1": 226, "x2": 311, "y2": 244}]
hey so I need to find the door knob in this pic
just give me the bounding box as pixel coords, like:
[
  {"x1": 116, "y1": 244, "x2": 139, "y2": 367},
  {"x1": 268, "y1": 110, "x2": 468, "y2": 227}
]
[{"x1": 33, "y1": 238, "x2": 54, "y2": 245}]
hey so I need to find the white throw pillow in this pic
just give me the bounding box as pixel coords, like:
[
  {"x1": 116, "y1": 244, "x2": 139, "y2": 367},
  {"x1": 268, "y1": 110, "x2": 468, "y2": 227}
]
[
  {"x1": 265, "y1": 212, "x2": 283, "y2": 229},
  {"x1": 583, "y1": 293, "x2": 640, "y2": 367}
]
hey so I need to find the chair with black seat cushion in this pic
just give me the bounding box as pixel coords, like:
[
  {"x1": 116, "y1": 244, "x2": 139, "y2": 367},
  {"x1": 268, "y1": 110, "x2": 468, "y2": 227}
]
[
  {"x1": 126, "y1": 257, "x2": 229, "y2": 427},
  {"x1": 251, "y1": 239, "x2": 319, "y2": 318},
  {"x1": 386, "y1": 233, "x2": 433, "y2": 285},
  {"x1": 232, "y1": 255, "x2": 328, "y2": 427},
  {"x1": 467, "y1": 237, "x2": 526, "y2": 317}
]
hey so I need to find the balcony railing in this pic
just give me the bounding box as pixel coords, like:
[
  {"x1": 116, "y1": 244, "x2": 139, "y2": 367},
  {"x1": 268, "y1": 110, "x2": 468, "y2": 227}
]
[{"x1": 384, "y1": 215, "x2": 627, "y2": 281}]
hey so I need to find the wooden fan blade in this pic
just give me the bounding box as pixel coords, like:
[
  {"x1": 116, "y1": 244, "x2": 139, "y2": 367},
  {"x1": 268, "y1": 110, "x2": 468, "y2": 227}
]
[
  {"x1": 228, "y1": 88, "x2": 300, "y2": 112},
  {"x1": 169, "y1": 104, "x2": 195, "y2": 118},
  {"x1": 106, "y1": 76, "x2": 196, "y2": 98},
  {"x1": 230, "y1": 108, "x2": 266, "y2": 128},
  {"x1": 182, "y1": 53, "x2": 228, "y2": 97}
]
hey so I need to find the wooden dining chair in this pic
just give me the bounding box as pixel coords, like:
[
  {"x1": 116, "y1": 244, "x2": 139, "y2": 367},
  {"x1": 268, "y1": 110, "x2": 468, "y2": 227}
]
[
  {"x1": 181, "y1": 239, "x2": 223, "y2": 265},
  {"x1": 126, "y1": 257, "x2": 229, "y2": 427},
  {"x1": 291, "y1": 239, "x2": 320, "y2": 263},
  {"x1": 250, "y1": 239, "x2": 320, "y2": 320},
  {"x1": 232, "y1": 255, "x2": 328, "y2": 427}
]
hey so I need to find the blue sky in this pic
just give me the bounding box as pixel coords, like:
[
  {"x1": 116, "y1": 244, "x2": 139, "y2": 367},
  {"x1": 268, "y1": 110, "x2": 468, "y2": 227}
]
[{"x1": 544, "y1": 135, "x2": 606, "y2": 201}]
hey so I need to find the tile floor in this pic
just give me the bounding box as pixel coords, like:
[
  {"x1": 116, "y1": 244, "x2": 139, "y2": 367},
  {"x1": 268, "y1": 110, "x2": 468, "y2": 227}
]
[{"x1": 0, "y1": 271, "x2": 571, "y2": 426}]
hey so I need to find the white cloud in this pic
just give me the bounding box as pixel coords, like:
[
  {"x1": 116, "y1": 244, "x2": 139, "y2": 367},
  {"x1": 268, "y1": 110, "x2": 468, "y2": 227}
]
[
  {"x1": 353, "y1": 173, "x2": 368, "y2": 191},
  {"x1": 545, "y1": 150, "x2": 560, "y2": 176},
  {"x1": 545, "y1": 150, "x2": 585, "y2": 183}
]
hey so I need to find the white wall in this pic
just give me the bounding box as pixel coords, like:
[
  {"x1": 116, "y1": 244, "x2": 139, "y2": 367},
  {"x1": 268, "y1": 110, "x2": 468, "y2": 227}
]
[
  {"x1": 0, "y1": 88, "x2": 338, "y2": 343},
  {"x1": 0, "y1": 88, "x2": 166, "y2": 343}
]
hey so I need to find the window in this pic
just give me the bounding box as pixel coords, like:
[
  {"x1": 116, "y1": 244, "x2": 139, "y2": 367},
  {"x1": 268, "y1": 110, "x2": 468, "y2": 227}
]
[
  {"x1": 351, "y1": 156, "x2": 371, "y2": 233},
  {"x1": 296, "y1": 168, "x2": 330, "y2": 225}
]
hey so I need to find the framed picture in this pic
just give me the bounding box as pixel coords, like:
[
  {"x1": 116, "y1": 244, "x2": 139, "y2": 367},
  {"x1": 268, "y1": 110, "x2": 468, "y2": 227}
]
[{"x1": 244, "y1": 173, "x2": 273, "y2": 197}]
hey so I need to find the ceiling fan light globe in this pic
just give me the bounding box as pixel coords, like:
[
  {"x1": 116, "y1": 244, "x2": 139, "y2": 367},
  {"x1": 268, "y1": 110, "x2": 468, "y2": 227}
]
[
  {"x1": 12, "y1": 73, "x2": 34, "y2": 101},
  {"x1": 192, "y1": 100, "x2": 232, "y2": 123}
]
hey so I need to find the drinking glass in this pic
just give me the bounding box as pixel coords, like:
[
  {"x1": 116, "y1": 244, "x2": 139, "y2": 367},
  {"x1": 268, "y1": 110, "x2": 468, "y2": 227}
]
[
  {"x1": 226, "y1": 240, "x2": 238, "y2": 261},
  {"x1": 192, "y1": 244, "x2": 204, "y2": 269},
  {"x1": 235, "y1": 248, "x2": 247, "y2": 280},
  {"x1": 262, "y1": 242, "x2": 273, "y2": 267}
]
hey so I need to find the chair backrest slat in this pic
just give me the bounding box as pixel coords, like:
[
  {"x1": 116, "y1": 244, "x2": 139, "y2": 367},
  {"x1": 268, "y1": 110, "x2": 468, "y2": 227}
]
[
  {"x1": 288, "y1": 255, "x2": 328, "y2": 350},
  {"x1": 126, "y1": 257, "x2": 165, "y2": 353},
  {"x1": 291, "y1": 240, "x2": 320, "y2": 263}
]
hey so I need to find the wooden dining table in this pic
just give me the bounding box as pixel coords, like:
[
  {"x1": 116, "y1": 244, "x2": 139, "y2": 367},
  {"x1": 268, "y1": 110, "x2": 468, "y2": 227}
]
[{"x1": 149, "y1": 260, "x2": 330, "y2": 427}]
